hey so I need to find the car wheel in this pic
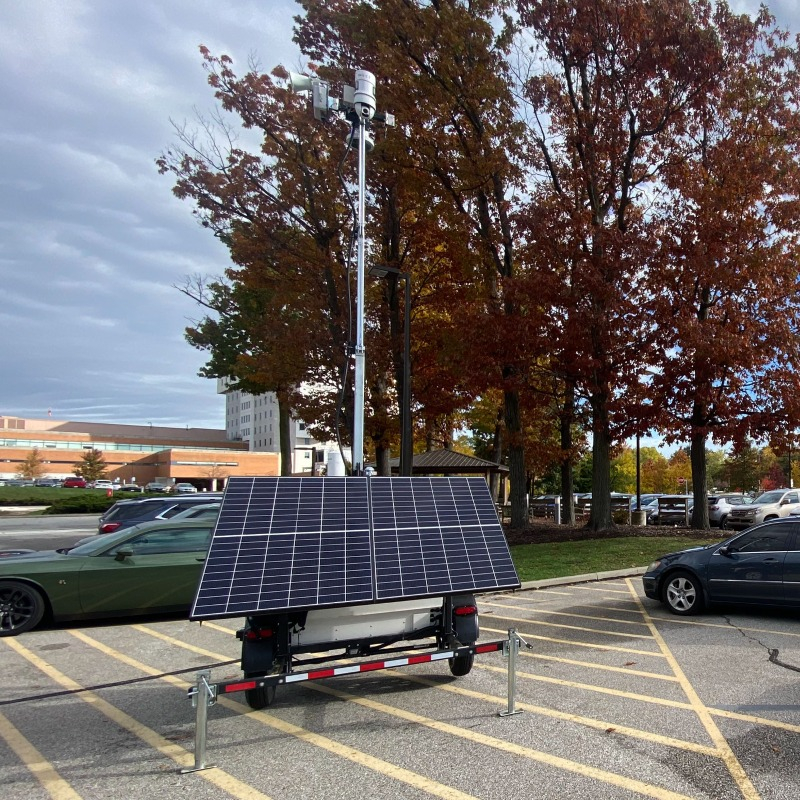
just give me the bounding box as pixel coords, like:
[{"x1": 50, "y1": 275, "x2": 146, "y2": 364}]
[
  {"x1": 448, "y1": 653, "x2": 474, "y2": 676},
  {"x1": 244, "y1": 680, "x2": 276, "y2": 710},
  {"x1": 719, "y1": 516, "x2": 728, "y2": 530},
  {"x1": 663, "y1": 570, "x2": 704, "y2": 616},
  {"x1": 0, "y1": 581, "x2": 46, "y2": 636}
]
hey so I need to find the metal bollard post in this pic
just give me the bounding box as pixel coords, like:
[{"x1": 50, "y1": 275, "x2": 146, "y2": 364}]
[
  {"x1": 499, "y1": 628, "x2": 524, "y2": 717},
  {"x1": 180, "y1": 670, "x2": 216, "y2": 773}
]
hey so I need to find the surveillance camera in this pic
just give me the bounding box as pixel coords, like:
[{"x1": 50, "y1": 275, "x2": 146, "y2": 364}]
[{"x1": 353, "y1": 69, "x2": 376, "y2": 120}]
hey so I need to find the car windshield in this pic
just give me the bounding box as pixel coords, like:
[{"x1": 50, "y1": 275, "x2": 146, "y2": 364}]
[{"x1": 754, "y1": 491, "x2": 786, "y2": 504}]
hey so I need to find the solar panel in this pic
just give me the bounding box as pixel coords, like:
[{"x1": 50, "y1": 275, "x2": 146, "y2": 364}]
[
  {"x1": 192, "y1": 477, "x2": 373, "y2": 618},
  {"x1": 191, "y1": 475, "x2": 519, "y2": 620},
  {"x1": 370, "y1": 477, "x2": 520, "y2": 600}
]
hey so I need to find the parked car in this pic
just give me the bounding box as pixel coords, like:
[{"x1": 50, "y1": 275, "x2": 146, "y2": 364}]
[
  {"x1": 707, "y1": 493, "x2": 753, "y2": 529},
  {"x1": 169, "y1": 502, "x2": 220, "y2": 521},
  {"x1": 97, "y1": 494, "x2": 224, "y2": 534},
  {"x1": 726, "y1": 488, "x2": 800, "y2": 531},
  {"x1": 0, "y1": 519, "x2": 214, "y2": 635},
  {"x1": 174, "y1": 482, "x2": 198, "y2": 494},
  {"x1": 91, "y1": 479, "x2": 115, "y2": 491},
  {"x1": 145, "y1": 482, "x2": 172, "y2": 493},
  {"x1": 34, "y1": 478, "x2": 62, "y2": 488},
  {"x1": 6, "y1": 478, "x2": 36, "y2": 487},
  {"x1": 643, "y1": 519, "x2": 800, "y2": 615},
  {"x1": 62, "y1": 477, "x2": 87, "y2": 489},
  {"x1": 118, "y1": 484, "x2": 145, "y2": 493}
]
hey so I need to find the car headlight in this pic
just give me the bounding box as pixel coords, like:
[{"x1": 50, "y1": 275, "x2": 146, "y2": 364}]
[{"x1": 646, "y1": 560, "x2": 662, "y2": 573}]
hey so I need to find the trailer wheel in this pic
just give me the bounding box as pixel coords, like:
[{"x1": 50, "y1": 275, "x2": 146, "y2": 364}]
[
  {"x1": 244, "y1": 681, "x2": 276, "y2": 710},
  {"x1": 448, "y1": 652, "x2": 474, "y2": 676}
]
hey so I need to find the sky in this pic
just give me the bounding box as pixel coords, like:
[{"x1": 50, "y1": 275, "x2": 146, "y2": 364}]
[{"x1": 1, "y1": 1, "x2": 798, "y2": 433}]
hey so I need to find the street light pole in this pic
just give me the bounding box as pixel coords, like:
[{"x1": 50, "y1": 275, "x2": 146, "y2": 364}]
[{"x1": 369, "y1": 265, "x2": 412, "y2": 476}]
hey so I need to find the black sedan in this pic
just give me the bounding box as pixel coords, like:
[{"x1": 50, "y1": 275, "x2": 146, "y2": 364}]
[{"x1": 642, "y1": 519, "x2": 800, "y2": 615}]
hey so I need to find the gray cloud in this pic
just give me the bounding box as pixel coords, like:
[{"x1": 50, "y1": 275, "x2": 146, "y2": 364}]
[{"x1": 0, "y1": 1, "x2": 797, "y2": 430}]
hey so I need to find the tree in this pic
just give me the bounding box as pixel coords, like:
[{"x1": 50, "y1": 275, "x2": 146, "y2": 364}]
[
  {"x1": 74, "y1": 449, "x2": 107, "y2": 483},
  {"x1": 18, "y1": 448, "x2": 46, "y2": 480},
  {"x1": 297, "y1": 0, "x2": 535, "y2": 526},
  {"x1": 645, "y1": 6, "x2": 800, "y2": 528},
  {"x1": 516, "y1": 0, "x2": 734, "y2": 530}
]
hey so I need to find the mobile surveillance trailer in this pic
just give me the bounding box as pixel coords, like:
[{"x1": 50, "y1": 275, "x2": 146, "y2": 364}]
[{"x1": 191, "y1": 476, "x2": 519, "y2": 709}]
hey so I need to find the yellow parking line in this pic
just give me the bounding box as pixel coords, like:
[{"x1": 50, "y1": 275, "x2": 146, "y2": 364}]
[
  {"x1": 517, "y1": 650, "x2": 679, "y2": 681},
  {"x1": 71, "y1": 630, "x2": 479, "y2": 800},
  {"x1": 481, "y1": 625, "x2": 665, "y2": 657},
  {"x1": 0, "y1": 711, "x2": 83, "y2": 800},
  {"x1": 388, "y1": 671, "x2": 719, "y2": 757},
  {"x1": 307, "y1": 681, "x2": 696, "y2": 800},
  {"x1": 626, "y1": 579, "x2": 762, "y2": 800},
  {"x1": 476, "y1": 663, "x2": 694, "y2": 710},
  {"x1": 647, "y1": 615, "x2": 800, "y2": 638},
  {"x1": 483, "y1": 601, "x2": 652, "y2": 627},
  {"x1": 2, "y1": 637, "x2": 273, "y2": 800},
  {"x1": 572, "y1": 585, "x2": 633, "y2": 595},
  {"x1": 481, "y1": 612, "x2": 654, "y2": 639}
]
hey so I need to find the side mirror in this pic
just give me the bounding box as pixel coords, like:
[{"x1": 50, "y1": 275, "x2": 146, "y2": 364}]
[
  {"x1": 718, "y1": 545, "x2": 732, "y2": 556},
  {"x1": 115, "y1": 547, "x2": 133, "y2": 561}
]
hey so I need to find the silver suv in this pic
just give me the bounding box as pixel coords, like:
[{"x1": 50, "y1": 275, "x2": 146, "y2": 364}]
[
  {"x1": 707, "y1": 493, "x2": 753, "y2": 529},
  {"x1": 727, "y1": 489, "x2": 800, "y2": 531}
]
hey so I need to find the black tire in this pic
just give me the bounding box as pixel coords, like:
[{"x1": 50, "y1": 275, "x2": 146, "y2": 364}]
[
  {"x1": 448, "y1": 653, "x2": 474, "y2": 677},
  {"x1": 662, "y1": 570, "x2": 704, "y2": 616},
  {"x1": 0, "y1": 581, "x2": 46, "y2": 636},
  {"x1": 719, "y1": 516, "x2": 728, "y2": 530},
  {"x1": 244, "y1": 681, "x2": 276, "y2": 710}
]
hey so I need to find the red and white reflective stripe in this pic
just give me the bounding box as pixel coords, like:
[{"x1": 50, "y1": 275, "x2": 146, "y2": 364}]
[
  {"x1": 285, "y1": 650, "x2": 456, "y2": 683},
  {"x1": 215, "y1": 639, "x2": 505, "y2": 695}
]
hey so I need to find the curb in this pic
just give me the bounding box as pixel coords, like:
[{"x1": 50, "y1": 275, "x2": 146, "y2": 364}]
[{"x1": 517, "y1": 566, "x2": 645, "y2": 592}]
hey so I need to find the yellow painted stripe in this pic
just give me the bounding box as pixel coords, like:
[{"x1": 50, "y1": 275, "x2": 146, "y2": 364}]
[
  {"x1": 482, "y1": 611, "x2": 654, "y2": 639},
  {"x1": 510, "y1": 588, "x2": 574, "y2": 596},
  {"x1": 0, "y1": 711, "x2": 83, "y2": 800},
  {"x1": 72, "y1": 630, "x2": 479, "y2": 800},
  {"x1": 709, "y1": 707, "x2": 800, "y2": 735},
  {"x1": 476, "y1": 663, "x2": 694, "y2": 711},
  {"x1": 484, "y1": 601, "x2": 652, "y2": 627},
  {"x1": 571, "y1": 585, "x2": 632, "y2": 595},
  {"x1": 625, "y1": 579, "x2": 762, "y2": 800},
  {"x1": 648, "y1": 615, "x2": 800, "y2": 639},
  {"x1": 389, "y1": 671, "x2": 719, "y2": 757},
  {"x1": 481, "y1": 625, "x2": 666, "y2": 657},
  {"x1": 517, "y1": 650, "x2": 678, "y2": 681},
  {"x1": 307, "y1": 682, "x2": 695, "y2": 800},
  {"x1": 2, "y1": 637, "x2": 273, "y2": 800}
]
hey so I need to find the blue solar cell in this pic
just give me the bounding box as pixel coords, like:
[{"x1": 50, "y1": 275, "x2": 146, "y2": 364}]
[{"x1": 191, "y1": 475, "x2": 519, "y2": 620}]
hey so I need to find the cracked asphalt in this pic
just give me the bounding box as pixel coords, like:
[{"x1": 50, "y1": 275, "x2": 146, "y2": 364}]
[{"x1": 2, "y1": 577, "x2": 799, "y2": 800}]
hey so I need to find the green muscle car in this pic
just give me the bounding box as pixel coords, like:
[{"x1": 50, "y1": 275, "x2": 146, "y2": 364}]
[{"x1": 0, "y1": 519, "x2": 213, "y2": 636}]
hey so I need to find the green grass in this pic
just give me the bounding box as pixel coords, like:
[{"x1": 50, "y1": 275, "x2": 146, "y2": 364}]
[{"x1": 511, "y1": 536, "x2": 721, "y2": 582}]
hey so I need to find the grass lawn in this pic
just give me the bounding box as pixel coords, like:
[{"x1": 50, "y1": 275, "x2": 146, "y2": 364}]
[{"x1": 511, "y1": 535, "x2": 720, "y2": 582}]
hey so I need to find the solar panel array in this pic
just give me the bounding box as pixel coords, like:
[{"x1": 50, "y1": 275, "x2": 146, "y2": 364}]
[{"x1": 191, "y1": 476, "x2": 519, "y2": 620}]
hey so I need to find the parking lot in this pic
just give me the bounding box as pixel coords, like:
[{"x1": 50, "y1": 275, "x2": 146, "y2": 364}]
[{"x1": 2, "y1": 577, "x2": 799, "y2": 800}]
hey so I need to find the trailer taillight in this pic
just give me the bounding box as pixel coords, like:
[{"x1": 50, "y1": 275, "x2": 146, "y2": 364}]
[
  {"x1": 454, "y1": 605, "x2": 477, "y2": 616},
  {"x1": 244, "y1": 628, "x2": 274, "y2": 641}
]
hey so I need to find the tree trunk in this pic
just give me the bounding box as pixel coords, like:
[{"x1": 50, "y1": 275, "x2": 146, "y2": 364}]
[
  {"x1": 504, "y1": 388, "x2": 527, "y2": 529},
  {"x1": 587, "y1": 391, "x2": 613, "y2": 531},
  {"x1": 277, "y1": 393, "x2": 292, "y2": 476},
  {"x1": 690, "y1": 430, "x2": 710, "y2": 529},
  {"x1": 559, "y1": 380, "x2": 576, "y2": 525},
  {"x1": 374, "y1": 443, "x2": 391, "y2": 477},
  {"x1": 489, "y1": 408, "x2": 503, "y2": 504}
]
